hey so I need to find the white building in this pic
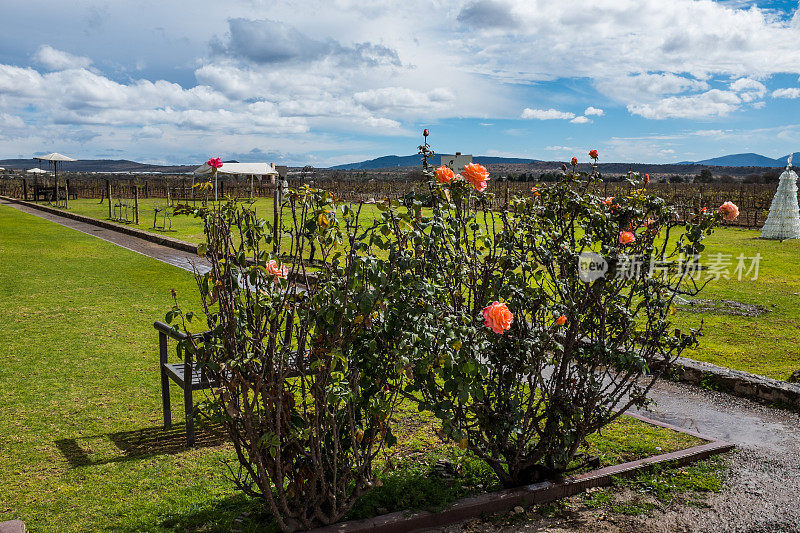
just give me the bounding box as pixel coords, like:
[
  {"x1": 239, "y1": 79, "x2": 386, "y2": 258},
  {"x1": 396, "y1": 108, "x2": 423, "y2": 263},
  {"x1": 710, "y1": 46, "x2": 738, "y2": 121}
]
[{"x1": 441, "y1": 152, "x2": 473, "y2": 174}]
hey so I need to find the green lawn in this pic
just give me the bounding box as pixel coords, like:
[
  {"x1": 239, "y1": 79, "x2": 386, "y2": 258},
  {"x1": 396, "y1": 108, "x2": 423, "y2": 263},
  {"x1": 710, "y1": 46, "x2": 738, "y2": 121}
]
[
  {"x1": 0, "y1": 203, "x2": 712, "y2": 531},
  {"x1": 672, "y1": 227, "x2": 800, "y2": 380}
]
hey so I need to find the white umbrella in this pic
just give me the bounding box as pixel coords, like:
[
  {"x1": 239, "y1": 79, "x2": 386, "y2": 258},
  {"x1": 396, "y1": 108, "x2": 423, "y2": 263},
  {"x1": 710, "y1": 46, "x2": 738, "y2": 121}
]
[
  {"x1": 193, "y1": 162, "x2": 278, "y2": 201},
  {"x1": 26, "y1": 168, "x2": 49, "y2": 174},
  {"x1": 34, "y1": 153, "x2": 77, "y2": 207}
]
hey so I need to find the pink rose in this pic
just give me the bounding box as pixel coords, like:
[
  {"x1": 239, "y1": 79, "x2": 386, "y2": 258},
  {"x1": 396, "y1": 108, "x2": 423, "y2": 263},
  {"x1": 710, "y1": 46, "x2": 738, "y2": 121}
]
[
  {"x1": 435, "y1": 165, "x2": 455, "y2": 184},
  {"x1": 482, "y1": 301, "x2": 513, "y2": 334},
  {"x1": 719, "y1": 201, "x2": 739, "y2": 221},
  {"x1": 462, "y1": 162, "x2": 490, "y2": 192},
  {"x1": 619, "y1": 231, "x2": 636, "y2": 245},
  {"x1": 207, "y1": 157, "x2": 222, "y2": 169},
  {"x1": 266, "y1": 259, "x2": 288, "y2": 281}
]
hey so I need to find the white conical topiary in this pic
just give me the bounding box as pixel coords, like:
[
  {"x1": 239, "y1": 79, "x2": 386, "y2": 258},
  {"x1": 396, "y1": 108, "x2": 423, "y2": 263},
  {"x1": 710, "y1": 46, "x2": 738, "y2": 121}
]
[{"x1": 761, "y1": 154, "x2": 800, "y2": 240}]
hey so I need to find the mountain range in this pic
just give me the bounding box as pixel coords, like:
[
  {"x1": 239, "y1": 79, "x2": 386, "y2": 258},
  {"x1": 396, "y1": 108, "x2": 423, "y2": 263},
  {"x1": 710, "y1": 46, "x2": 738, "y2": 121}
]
[
  {"x1": 333, "y1": 152, "x2": 800, "y2": 170},
  {"x1": 0, "y1": 158, "x2": 196, "y2": 173},
  {"x1": 679, "y1": 152, "x2": 799, "y2": 167}
]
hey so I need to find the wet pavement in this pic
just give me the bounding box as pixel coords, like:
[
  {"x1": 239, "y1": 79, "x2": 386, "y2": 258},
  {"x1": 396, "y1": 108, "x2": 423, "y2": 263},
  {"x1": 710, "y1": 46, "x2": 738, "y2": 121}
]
[{"x1": 0, "y1": 199, "x2": 210, "y2": 274}]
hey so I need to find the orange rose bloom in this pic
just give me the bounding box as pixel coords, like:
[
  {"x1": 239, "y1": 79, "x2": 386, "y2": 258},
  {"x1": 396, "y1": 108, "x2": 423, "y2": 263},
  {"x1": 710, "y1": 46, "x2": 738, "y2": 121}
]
[
  {"x1": 571, "y1": 157, "x2": 578, "y2": 166},
  {"x1": 589, "y1": 149, "x2": 599, "y2": 160},
  {"x1": 435, "y1": 165, "x2": 455, "y2": 184},
  {"x1": 619, "y1": 231, "x2": 636, "y2": 245},
  {"x1": 718, "y1": 201, "x2": 739, "y2": 221},
  {"x1": 266, "y1": 259, "x2": 288, "y2": 281},
  {"x1": 644, "y1": 173, "x2": 650, "y2": 183},
  {"x1": 482, "y1": 301, "x2": 513, "y2": 334},
  {"x1": 603, "y1": 196, "x2": 614, "y2": 206},
  {"x1": 555, "y1": 315, "x2": 567, "y2": 326},
  {"x1": 462, "y1": 162, "x2": 490, "y2": 192}
]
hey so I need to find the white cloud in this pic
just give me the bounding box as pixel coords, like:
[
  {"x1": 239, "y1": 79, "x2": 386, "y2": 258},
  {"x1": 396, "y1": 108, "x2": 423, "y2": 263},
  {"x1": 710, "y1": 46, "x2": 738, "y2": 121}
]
[
  {"x1": 521, "y1": 108, "x2": 575, "y2": 120},
  {"x1": 627, "y1": 89, "x2": 741, "y2": 119},
  {"x1": 353, "y1": 87, "x2": 454, "y2": 112},
  {"x1": 584, "y1": 106, "x2": 604, "y2": 116},
  {"x1": 33, "y1": 45, "x2": 92, "y2": 71},
  {"x1": 773, "y1": 87, "x2": 800, "y2": 99},
  {"x1": 729, "y1": 77, "x2": 766, "y2": 102},
  {"x1": 570, "y1": 116, "x2": 591, "y2": 124}
]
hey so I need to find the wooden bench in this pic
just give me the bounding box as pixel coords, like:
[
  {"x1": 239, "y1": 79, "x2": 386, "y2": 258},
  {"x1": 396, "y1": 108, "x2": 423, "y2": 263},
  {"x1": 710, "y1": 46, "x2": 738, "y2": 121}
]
[
  {"x1": 154, "y1": 321, "x2": 217, "y2": 446},
  {"x1": 155, "y1": 310, "x2": 308, "y2": 446}
]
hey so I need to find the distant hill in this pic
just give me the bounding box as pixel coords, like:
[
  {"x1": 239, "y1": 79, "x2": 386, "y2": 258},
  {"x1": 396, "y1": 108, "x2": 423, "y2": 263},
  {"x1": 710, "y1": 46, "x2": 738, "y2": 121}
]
[
  {"x1": 683, "y1": 152, "x2": 800, "y2": 168},
  {"x1": 331, "y1": 154, "x2": 540, "y2": 170},
  {"x1": 0, "y1": 158, "x2": 196, "y2": 173}
]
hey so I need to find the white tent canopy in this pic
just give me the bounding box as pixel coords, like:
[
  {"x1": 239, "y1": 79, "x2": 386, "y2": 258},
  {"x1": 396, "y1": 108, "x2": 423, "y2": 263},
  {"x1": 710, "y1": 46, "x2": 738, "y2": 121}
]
[
  {"x1": 193, "y1": 162, "x2": 278, "y2": 176},
  {"x1": 26, "y1": 168, "x2": 50, "y2": 174},
  {"x1": 34, "y1": 152, "x2": 77, "y2": 162}
]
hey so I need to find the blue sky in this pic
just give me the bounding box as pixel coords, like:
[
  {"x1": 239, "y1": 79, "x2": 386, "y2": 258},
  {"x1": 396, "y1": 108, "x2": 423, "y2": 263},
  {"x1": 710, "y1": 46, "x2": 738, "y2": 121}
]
[{"x1": 0, "y1": 0, "x2": 799, "y2": 167}]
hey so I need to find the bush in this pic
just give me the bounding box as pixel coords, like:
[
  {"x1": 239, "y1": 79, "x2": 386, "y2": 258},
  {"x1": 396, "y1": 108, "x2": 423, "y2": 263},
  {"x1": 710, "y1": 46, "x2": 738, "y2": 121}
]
[
  {"x1": 169, "y1": 188, "x2": 409, "y2": 532},
  {"x1": 376, "y1": 152, "x2": 724, "y2": 487}
]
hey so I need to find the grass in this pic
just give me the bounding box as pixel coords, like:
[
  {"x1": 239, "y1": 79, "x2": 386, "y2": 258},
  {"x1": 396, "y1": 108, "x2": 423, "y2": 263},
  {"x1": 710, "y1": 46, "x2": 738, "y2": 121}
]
[
  {"x1": 582, "y1": 455, "x2": 727, "y2": 516},
  {"x1": 670, "y1": 227, "x2": 800, "y2": 380},
  {"x1": 0, "y1": 203, "x2": 712, "y2": 531}
]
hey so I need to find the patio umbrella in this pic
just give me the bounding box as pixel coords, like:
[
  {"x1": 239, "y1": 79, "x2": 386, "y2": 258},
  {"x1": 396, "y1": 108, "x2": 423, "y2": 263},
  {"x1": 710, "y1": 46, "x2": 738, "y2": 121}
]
[{"x1": 34, "y1": 153, "x2": 77, "y2": 207}]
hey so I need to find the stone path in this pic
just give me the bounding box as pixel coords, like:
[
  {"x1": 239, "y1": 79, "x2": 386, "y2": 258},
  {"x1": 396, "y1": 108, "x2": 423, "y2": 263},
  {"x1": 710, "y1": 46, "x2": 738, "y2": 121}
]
[
  {"x1": 3, "y1": 198, "x2": 799, "y2": 531},
  {"x1": 0, "y1": 199, "x2": 210, "y2": 274}
]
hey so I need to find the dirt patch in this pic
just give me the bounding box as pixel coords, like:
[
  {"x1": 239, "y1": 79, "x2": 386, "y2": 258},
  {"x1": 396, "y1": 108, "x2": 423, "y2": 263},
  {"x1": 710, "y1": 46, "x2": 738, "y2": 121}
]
[{"x1": 676, "y1": 298, "x2": 769, "y2": 317}]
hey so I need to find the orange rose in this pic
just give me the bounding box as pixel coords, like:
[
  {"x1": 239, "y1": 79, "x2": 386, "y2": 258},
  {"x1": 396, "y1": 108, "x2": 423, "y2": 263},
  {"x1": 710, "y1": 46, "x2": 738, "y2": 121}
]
[
  {"x1": 530, "y1": 186, "x2": 540, "y2": 196},
  {"x1": 266, "y1": 259, "x2": 288, "y2": 281},
  {"x1": 571, "y1": 157, "x2": 578, "y2": 166},
  {"x1": 555, "y1": 315, "x2": 567, "y2": 326},
  {"x1": 482, "y1": 301, "x2": 513, "y2": 334},
  {"x1": 602, "y1": 196, "x2": 614, "y2": 206},
  {"x1": 435, "y1": 165, "x2": 455, "y2": 184},
  {"x1": 462, "y1": 162, "x2": 490, "y2": 192},
  {"x1": 644, "y1": 173, "x2": 650, "y2": 183},
  {"x1": 718, "y1": 201, "x2": 739, "y2": 221},
  {"x1": 619, "y1": 231, "x2": 636, "y2": 245},
  {"x1": 589, "y1": 149, "x2": 599, "y2": 160}
]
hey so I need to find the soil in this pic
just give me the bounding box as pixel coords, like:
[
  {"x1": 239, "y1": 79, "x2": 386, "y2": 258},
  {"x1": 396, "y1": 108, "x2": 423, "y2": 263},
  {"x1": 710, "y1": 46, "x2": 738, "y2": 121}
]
[{"x1": 676, "y1": 298, "x2": 770, "y2": 317}]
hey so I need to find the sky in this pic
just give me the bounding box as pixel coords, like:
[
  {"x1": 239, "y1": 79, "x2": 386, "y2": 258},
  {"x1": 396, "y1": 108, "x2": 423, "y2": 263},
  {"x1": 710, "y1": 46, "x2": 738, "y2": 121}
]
[{"x1": 0, "y1": 0, "x2": 800, "y2": 167}]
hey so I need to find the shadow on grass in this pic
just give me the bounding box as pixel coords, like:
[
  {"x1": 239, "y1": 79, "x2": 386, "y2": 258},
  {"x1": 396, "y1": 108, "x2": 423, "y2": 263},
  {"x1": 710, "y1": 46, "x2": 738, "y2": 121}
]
[{"x1": 55, "y1": 421, "x2": 227, "y2": 468}]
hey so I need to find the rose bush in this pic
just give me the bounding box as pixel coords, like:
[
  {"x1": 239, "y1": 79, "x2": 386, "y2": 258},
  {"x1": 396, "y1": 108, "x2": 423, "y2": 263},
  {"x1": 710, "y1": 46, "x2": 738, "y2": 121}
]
[
  {"x1": 168, "y1": 188, "x2": 411, "y2": 532},
  {"x1": 372, "y1": 147, "x2": 734, "y2": 487}
]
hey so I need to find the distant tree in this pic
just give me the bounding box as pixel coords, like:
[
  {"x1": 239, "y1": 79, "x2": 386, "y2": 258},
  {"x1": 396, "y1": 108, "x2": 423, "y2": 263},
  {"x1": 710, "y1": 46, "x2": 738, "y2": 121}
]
[
  {"x1": 669, "y1": 174, "x2": 685, "y2": 183},
  {"x1": 718, "y1": 174, "x2": 734, "y2": 183},
  {"x1": 743, "y1": 173, "x2": 761, "y2": 184},
  {"x1": 300, "y1": 165, "x2": 315, "y2": 182},
  {"x1": 695, "y1": 168, "x2": 714, "y2": 183},
  {"x1": 762, "y1": 171, "x2": 780, "y2": 184}
]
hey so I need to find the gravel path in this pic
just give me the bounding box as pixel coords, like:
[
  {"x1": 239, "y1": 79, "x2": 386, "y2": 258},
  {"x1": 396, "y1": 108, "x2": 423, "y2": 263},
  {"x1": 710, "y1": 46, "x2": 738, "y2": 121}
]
[{"x1": 442, "y1": 380, "x2": 800, "y2": 532}]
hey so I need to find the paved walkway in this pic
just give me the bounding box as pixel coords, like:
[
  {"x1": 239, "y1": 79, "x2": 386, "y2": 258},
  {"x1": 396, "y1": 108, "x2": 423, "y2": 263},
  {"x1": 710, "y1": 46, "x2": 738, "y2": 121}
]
[
  {"x1": 0, "y1": 199, "x2": 210, "y2": 274},
  {"x1": 3, "y1": 198, "x2": 799, "y2": 531}
]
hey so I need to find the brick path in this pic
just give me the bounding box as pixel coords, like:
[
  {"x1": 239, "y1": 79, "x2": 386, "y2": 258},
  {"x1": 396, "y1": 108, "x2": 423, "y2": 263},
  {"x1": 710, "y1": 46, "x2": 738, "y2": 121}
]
[{"x1": 0, "y1": 198, "x2": 210, "y2": 274}]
